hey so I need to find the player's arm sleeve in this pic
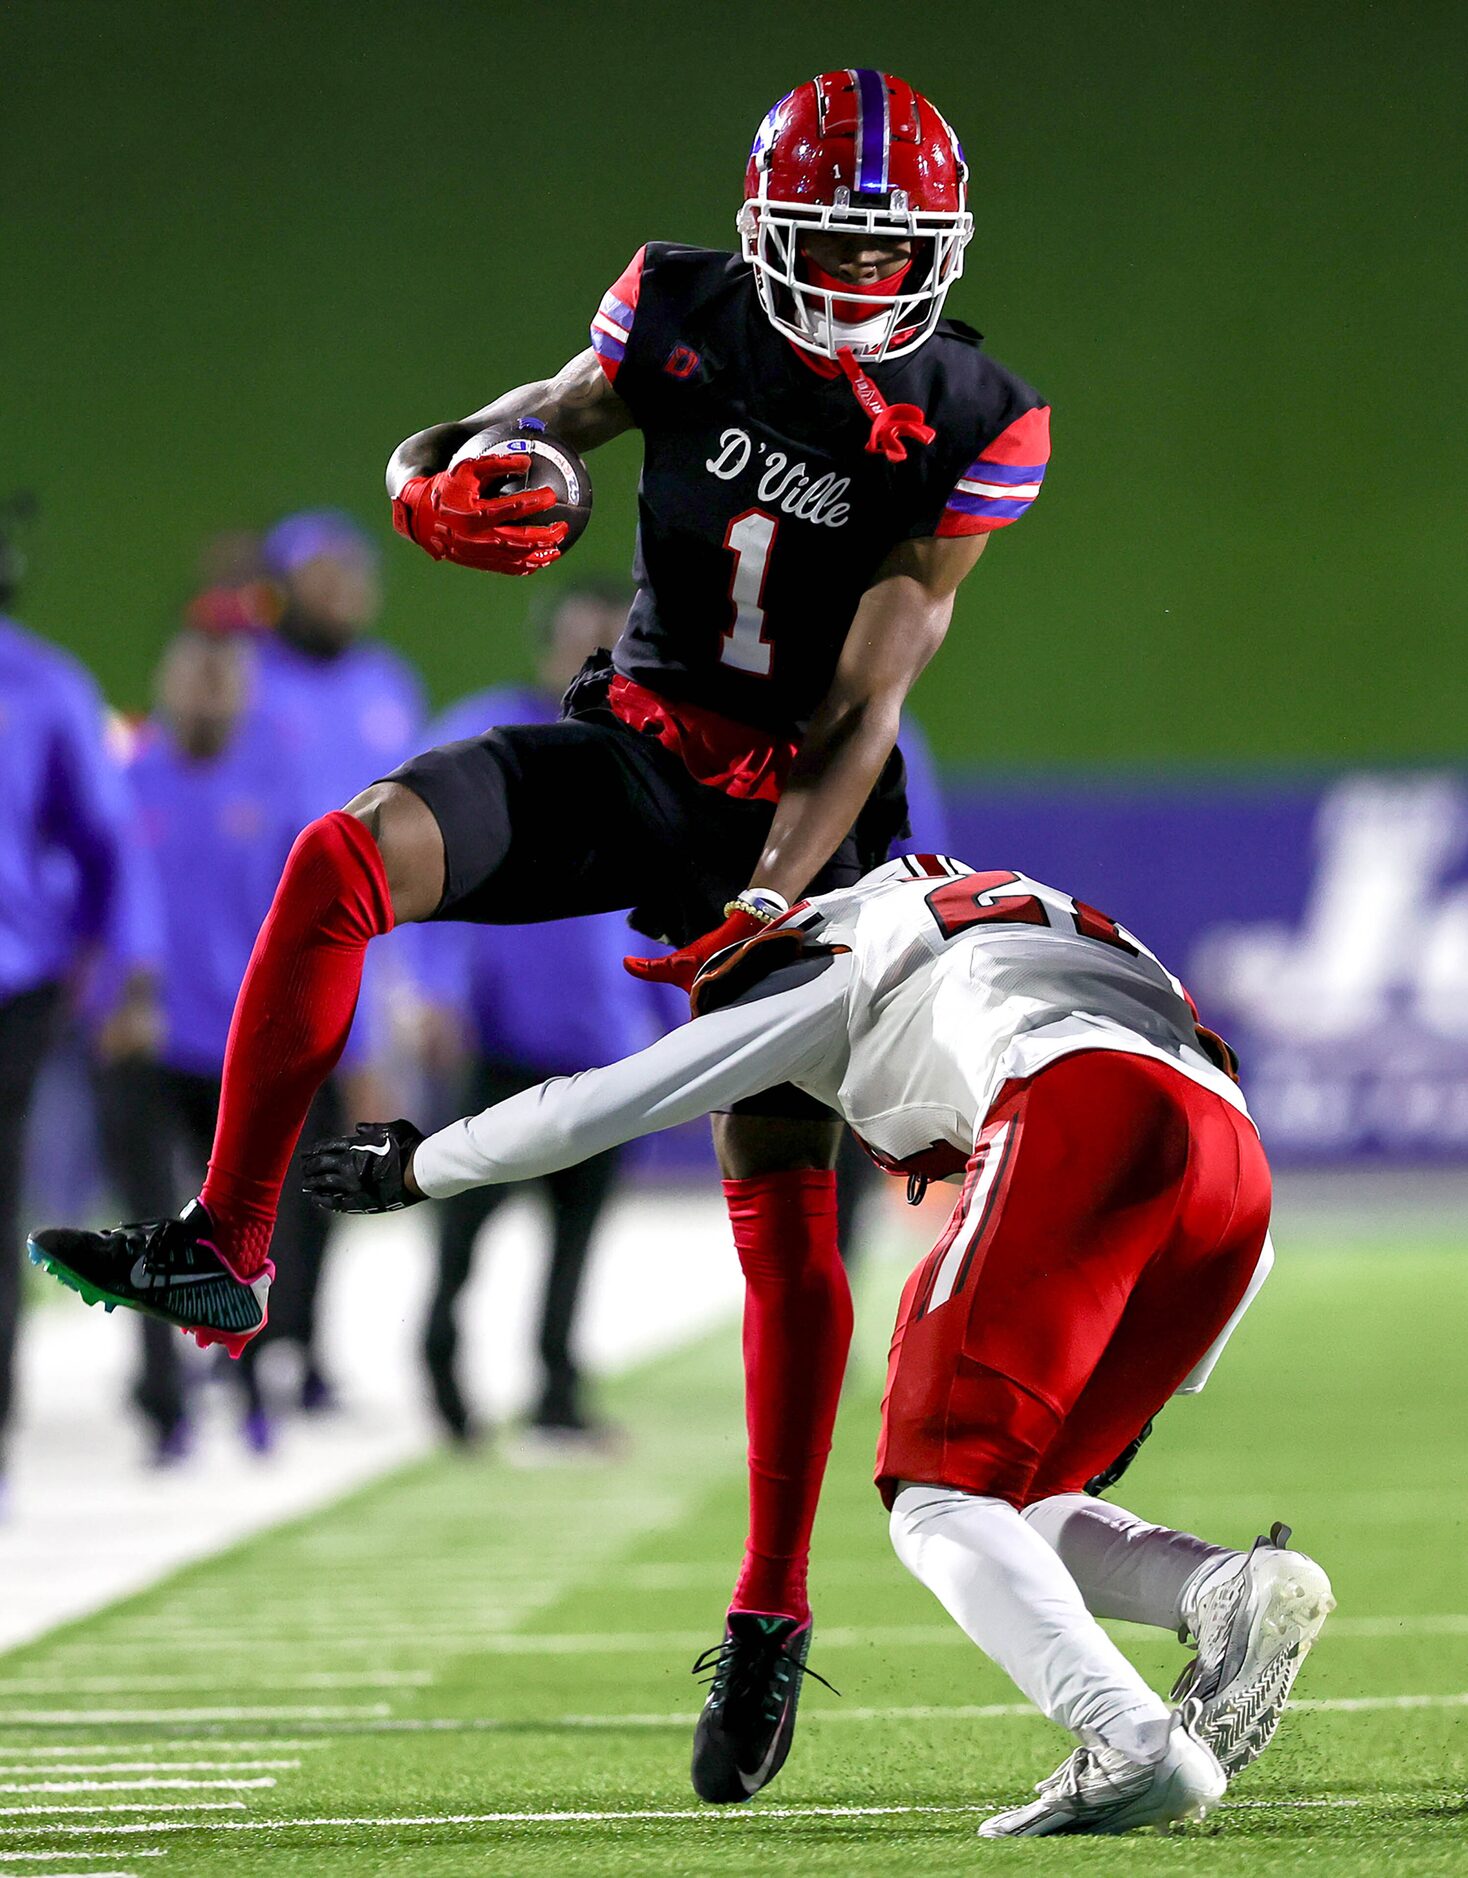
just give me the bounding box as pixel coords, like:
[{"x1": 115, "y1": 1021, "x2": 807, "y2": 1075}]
[
  {"x1": 588, "y1": 245, "x2": 647, "y2": 391},
  {"x1": 932, "y1": 401, "x2": 1051, "y2": 538},
  {"x1": 412, "y1": 953, "x2": 854, "y2": 1196}
]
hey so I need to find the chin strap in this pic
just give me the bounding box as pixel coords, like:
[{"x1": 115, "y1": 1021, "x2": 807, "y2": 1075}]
[{"x1": 836, "y1": 347, "x2": 936, "y2": 463}]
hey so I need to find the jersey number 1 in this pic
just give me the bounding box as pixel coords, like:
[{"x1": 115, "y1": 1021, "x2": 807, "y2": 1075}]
[{"x1": 721, "y1": 509, "x2": 778, "y2": 677}]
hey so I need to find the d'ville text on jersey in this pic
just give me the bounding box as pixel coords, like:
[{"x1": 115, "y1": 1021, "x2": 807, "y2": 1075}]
[{"x1": 705, "y1": 428, "x2": 852, "y2": 528}]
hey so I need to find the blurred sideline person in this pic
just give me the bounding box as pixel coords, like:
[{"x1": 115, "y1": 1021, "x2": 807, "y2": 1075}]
[
  {"x1": 410, "y1": 580, "x2": 647, "y2": 1452},
  {"x1": 247, "y1": 511, "x2": 426, "y2": 1408},
  {"x1": 182, "y1": 529, "x2": 280, "y2": 639},
  {"x1": 96, "y1": 626, "x2": 317, "y2": 1457},
  {"x1": 305, "y1": 857, "x2": 1333, "y2": 1835},
  {"x1": 0, "y1": 528, "x2": 147, "y2": 1501}
]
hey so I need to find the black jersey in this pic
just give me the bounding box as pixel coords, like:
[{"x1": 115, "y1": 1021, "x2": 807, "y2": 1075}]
[{"x1": 589, "y1": 242, "x2": 1050, "y2": 737}]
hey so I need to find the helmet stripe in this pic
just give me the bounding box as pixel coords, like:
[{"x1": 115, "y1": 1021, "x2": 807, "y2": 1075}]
[{"x1": 850, "y1": 67, "x2": 889, "y2": 195}]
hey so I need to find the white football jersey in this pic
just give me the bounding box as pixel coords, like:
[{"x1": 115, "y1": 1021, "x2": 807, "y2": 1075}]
[
  {"x1": 777, "y1": 855, "x2": 1247, "y2": 1172},
  {"x1": 414, "y1": 855, "x2": 1248, "y2": 1199}
]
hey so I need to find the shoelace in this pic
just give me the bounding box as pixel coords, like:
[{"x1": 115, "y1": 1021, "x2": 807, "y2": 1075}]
[
  {"x1": 122, "y1": 1217, "x2": 181, "y2": 1278},
  {"x1": 691, "y1": 1634, "x2": 840, "y2": 1720},
  {"x1": 1037, "y1": 1747, "x2": 1091, "y2": 1803},
  {"x1": 1039, "y1": 1738, "x2": 1156, "y2": 1807}
]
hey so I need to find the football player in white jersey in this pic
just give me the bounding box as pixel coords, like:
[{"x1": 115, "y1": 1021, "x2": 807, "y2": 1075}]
[{"x1": 305, "y1": 856, "x2": 1334, "y2": 1837}]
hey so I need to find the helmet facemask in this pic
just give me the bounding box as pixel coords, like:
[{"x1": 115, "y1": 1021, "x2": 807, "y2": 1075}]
[{"x1": 739, "y1": 192, "x2": 972, "y2": 364}]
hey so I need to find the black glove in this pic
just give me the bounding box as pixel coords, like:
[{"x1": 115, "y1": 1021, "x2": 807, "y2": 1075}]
[{"x1": 302, "y1": 1119, "x2": 427, "y2": 1214}]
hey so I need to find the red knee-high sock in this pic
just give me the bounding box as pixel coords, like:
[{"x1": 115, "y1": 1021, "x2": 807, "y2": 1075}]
[
  {"x1": 200, "y1": 811, "x2": 393, "y2": 1276},
  {"x1": 725, "y1": 1169, "x2": 852, "y2": 1623}
]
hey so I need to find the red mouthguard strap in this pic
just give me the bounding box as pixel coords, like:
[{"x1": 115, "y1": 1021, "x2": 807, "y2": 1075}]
[{"x1": 836, "y1": 347, "x2": 936, "y2": 464}]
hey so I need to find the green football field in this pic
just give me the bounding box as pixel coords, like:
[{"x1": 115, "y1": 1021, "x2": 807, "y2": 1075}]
[{"x1": 2, "y1": 1229, "x2": 1464, "y2": 1874}]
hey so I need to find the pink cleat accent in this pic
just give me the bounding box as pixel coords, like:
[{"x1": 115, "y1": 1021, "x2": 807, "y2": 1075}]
[
  {"x1": 182, "y1": 1259, "x2": 273, "y2": 1359},
  {"x1": 186, "y1": 1322, "x2": 263, "y2": 1361}
]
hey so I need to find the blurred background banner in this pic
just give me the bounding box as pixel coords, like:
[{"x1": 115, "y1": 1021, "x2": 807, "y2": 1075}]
[{"x1": 946, "y1": 770, "x2": 1468, "y2": 1164}]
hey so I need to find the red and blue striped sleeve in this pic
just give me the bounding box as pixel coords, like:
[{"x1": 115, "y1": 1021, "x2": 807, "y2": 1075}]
[
  {"x1": 935, "y1": 404, "x2": 1051, "y2": 536},
  {"x1": 589, "y1": 246, "x2": 646, "y2": 386}
]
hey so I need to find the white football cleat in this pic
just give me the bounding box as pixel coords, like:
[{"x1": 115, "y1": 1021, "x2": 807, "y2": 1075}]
[
  {"x1": 1173, "y1": 1520, "x2": 1334, "y2": 1778},
  {"x1": 977, "y1": 1702, "x2": 1225, "y2": 1838}
]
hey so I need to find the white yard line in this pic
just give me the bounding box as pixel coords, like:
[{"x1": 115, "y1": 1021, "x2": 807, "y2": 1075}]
[
  {"x1": 47, "y1": 1628, "x2": 544, "y2": 1650},
  {"x1": 0, "y1": 1806, "x2": 985, "y2": 1835},
  {"x1": 0, "y1": 1795, "x2": 1443, "y2": 1838},
  {"x1": 0, "y1": 1766, "x2": 297, "y2": 1779},
  {"x1": 0, "y1": 1780, "x2": 274, "y2": 1796},
  {"x1": 79, "y1": 1613, "x2": 1449, "y2": 1662},
  {"x1": 1133, "y1": 1487, "x2": 1457, "y2": 1524},
  {"x1": 175, "y1": 1689, "x2": 1468, "y2": 1740},
  {"x1": 0, "y1": 1804, "x2": 244, "y2": 1818},
  {"x1": 1293, "y1": 1690, "x2": 1468, "y2": 1713},
  {"x1": 56, "y1": 1619, "x2": 530, "y2": 1643},
  {"x1": 50, "y1": 1612, "x2": 1468, "y2": 1661},
  {"x1": 1323, "y1": 1614, "x2": 1468, "y2": 1637},
  {"x1": 0, "y1": 1675, "x2": 426, "y2": 1697},
  {"x1": 814, "y1": 1692, "x2": 1468, "y2": 1723},
  {"x1": 0, "y1": 1707, "x2": 390, "y2": 1728},
  {"x1": 787, "y1": 1691, "x2": 1468, "y2": 1725},
  {"x1": 0, "y1": 1744, "x2": 325, "y2": 1759},
  {"x1": 234, "y1": 1624, "x2": 952, "y2": 1657}
]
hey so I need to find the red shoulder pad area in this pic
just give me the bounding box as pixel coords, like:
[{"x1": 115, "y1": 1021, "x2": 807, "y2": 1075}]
[
  {"x1": 589, "y1": 245, "x2": 647, "y2": 385},
  {"x1": 935, "y1": 403, "x2": 1052, "y2": 537}
]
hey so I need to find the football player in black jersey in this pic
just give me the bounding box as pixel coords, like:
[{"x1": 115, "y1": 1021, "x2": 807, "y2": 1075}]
[{"x1": 31, "y1": 69, "x2": 1050, "y2": 1805}]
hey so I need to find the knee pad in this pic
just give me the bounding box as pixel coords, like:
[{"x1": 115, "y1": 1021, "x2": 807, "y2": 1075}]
[{"x1": 280, "y1": 811, "x2": 394, "y2": 942}]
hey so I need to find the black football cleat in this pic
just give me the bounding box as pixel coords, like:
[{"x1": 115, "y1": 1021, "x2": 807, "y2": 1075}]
[
  {"x1": 690, "y1": 1612, "x2": 834, "y2": 1803},
  {"x1": 28, "y1": 1199, "x2": 271, "y2": 1360}
]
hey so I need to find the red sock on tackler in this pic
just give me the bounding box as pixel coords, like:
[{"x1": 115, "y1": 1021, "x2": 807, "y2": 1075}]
[
  {"x1": 724, "y1": 1168, "x2": 853, "y2": 1623},
  {"x1": 201, "y1": 810, "x2": 394, "y2": 1278},
  {"x1": 836, "y1": 347, "x2": 936, "y2": 462}
]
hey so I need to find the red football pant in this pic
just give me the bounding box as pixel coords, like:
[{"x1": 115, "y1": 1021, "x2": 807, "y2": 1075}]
[
  {"x1": 877, "y1": 1051, "x2": 1271, "y2": 1509},
  {"x1": 201, "y1": 812, "x2": 394, "y2": 1276},
  {"x1": 725, "y1": 1170, "x2": 851, "y2": 1623}
]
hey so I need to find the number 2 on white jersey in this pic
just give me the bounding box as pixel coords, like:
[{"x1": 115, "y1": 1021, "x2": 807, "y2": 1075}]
[{"x1": 720, "y1": 508, "x2": 778, "y2": 676}]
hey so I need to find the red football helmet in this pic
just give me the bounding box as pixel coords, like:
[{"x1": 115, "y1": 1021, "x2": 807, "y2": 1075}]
[{"x1": 740, "y1": 69, "x2": 974, "y2": 363}]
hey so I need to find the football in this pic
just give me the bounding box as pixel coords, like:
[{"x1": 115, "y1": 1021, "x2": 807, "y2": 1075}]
[{"x1": 449, "y1": 416, "x2": 593, "y2": 552}]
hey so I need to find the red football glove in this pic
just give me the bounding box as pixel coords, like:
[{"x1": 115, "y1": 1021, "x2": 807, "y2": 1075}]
[
  {"x1": 623, "y1": 907, "x2": 772, "y2": 995},
  {"x1": 392, "y1": 454, "x2": 568, "y2": 575}
]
